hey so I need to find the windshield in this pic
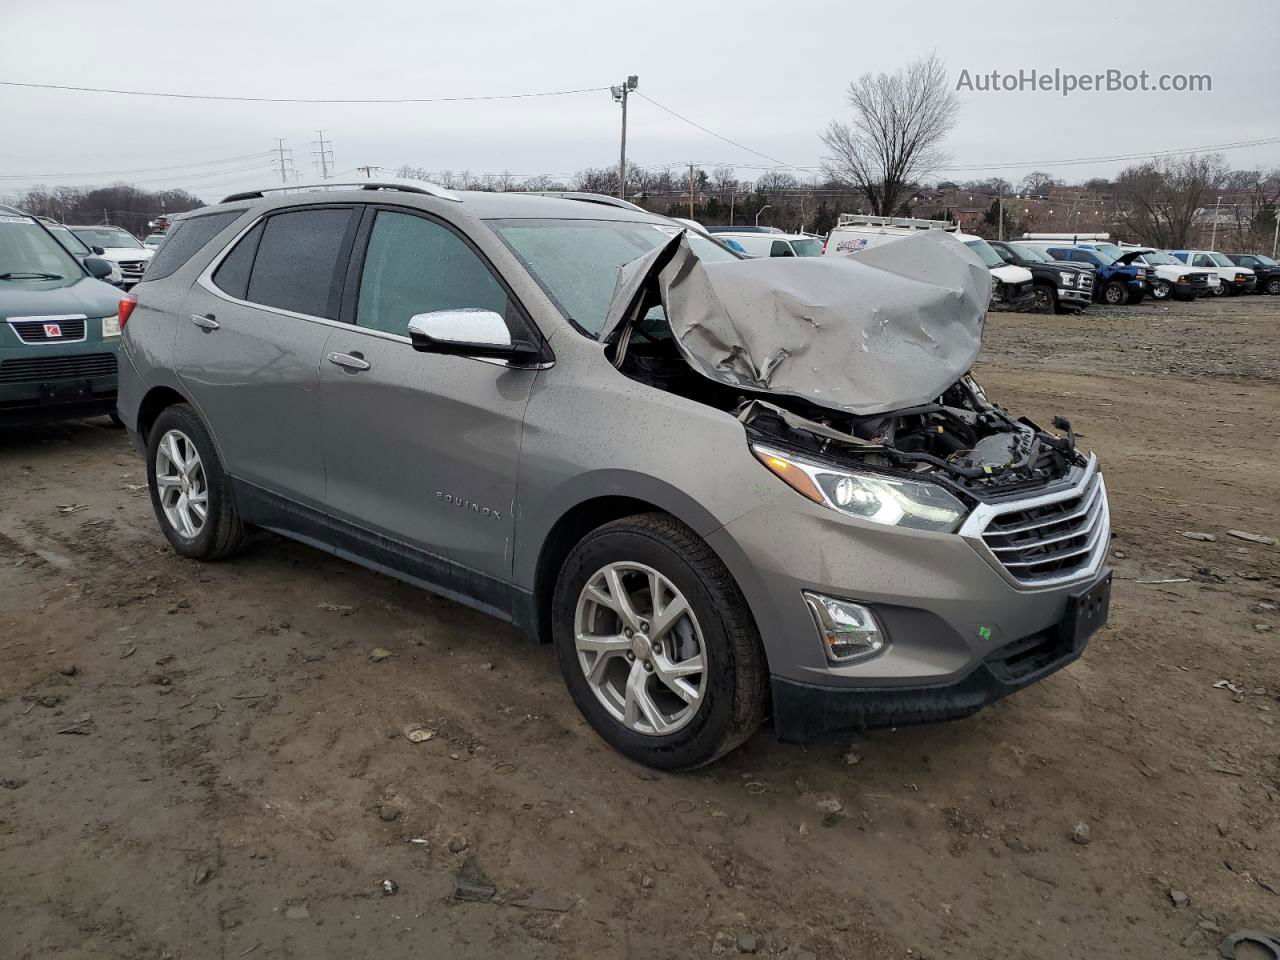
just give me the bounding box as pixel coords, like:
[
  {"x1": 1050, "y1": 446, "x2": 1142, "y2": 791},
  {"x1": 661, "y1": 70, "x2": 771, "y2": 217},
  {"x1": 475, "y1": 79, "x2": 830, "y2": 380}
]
[
  {"x1": 1252, "y1": 254, "x2": 1277, "y2": 266},
  {"x1": 1007, "y1": 242, "x2": 1051, "y2": 263},
  {"x1": 1140, "y1": 251, "x2": 1178, "y2": 265},
  {"x1": 73, "y1": 226, "x2": 142, "y2": 249},
  {"x1": 0, "y1": 216, "x2": 82, "y2": 279},
  {"x1": 46, "y1": 223, "x2": 92, "y2": 256},
  {"x1": 489, "y1": 218, "x2": 740, "y2": 337},
  {"x1": 790, "y1": 237, "x2": 824, "y2": 257},
  {"x1": 963, "y1": 238, "x2": 1005, "y2": 269},
  {"x1": 1209, "y1": 252, "x2": 1235, "y2": 268}
]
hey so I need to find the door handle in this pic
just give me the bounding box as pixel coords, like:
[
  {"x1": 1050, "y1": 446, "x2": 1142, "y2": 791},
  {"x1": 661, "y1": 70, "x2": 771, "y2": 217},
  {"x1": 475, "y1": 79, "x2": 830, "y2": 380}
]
[
  {"x1": 190, "y1": 314, "x2": 220, "y2": 331},
  {"x1": 327, "y1": 351, "x2": 371, "y2": 372}
]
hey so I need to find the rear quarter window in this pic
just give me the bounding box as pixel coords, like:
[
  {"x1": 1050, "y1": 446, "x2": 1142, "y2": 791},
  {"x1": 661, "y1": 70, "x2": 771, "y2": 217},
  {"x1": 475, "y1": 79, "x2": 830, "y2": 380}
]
[{"x1": 143, "y1": 211, "x2": 242, "y2": 282}]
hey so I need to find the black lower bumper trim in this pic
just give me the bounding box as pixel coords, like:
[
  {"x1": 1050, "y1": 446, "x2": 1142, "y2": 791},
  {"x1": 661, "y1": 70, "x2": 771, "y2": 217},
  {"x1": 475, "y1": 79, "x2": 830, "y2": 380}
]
[{"x1": 772, "y1": 569, "x2": 1110, "y2": 742}]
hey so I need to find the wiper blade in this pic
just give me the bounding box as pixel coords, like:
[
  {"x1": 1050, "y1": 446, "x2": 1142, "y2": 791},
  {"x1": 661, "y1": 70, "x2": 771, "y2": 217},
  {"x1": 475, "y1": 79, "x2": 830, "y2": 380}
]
[{"x1": 0, "y1": 271, "x2": 63, "y2": 280}]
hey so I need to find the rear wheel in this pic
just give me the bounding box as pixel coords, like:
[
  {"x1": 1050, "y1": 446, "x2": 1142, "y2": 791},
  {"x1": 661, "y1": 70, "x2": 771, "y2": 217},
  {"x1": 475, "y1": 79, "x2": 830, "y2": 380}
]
[
  {"x1": 1102, "y1": 281, "x2": 1127, "y2": 305},
  {"x1": 146, "y1": 404, "x2": 248, "y2": 561},
  {"x1": 1150, "y1": 279, "x2": 1171, "y2": 300},
  {"x1": 1266, "y1": 277, "x2": 1280, "y2": 296},
  {"x1": 1211, "y1": 279, "x2": 1227, "y2": 297},
  {"x1": 552, "y1": 513, "x2": 767, "y2": 770}
]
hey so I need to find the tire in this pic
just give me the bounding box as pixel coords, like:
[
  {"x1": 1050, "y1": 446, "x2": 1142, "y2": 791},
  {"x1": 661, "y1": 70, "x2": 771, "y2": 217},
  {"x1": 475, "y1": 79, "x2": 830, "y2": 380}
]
[
  {"x1": 1266, "y1": 278, "x2": 1280, "y2": 296},
  {"x1": 1102, "y1": 281, "x2": 1127, "y2": 305},
  {"x1": 1031, "y1": 283, "x2": 1056, "y2": 314},
  {"x1": 146, "y1": 403, "x2": 248, "y2": 561},
  {"x1": 1151, "y1": 280, "x2": 1171, "y2": 301},
  {"x1": 552, "y1": 513, "x2": 767, "y2": 770},
  {"x1": 1211, "y1": 280, "x2": 1227, "y2": 297}
]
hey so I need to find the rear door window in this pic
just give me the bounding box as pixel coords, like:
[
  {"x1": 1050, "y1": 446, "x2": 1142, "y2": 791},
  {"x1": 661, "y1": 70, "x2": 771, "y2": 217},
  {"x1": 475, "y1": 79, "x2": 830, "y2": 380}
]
[
  {"x1": 355, "y1": 210, "x2": 508, "y2": 337},
  {"x1": 244, "y1": 208, "x2": 355, "y2": 319},
  {"x1": 144, "y1": 211, "x2": 241, "y2": 281},
  {"x1": 211, "y1": 221, "x2": 264, "y2": 300},
  {"x1": 769, "y1": 240, "x2": 795, "y2": 257}
]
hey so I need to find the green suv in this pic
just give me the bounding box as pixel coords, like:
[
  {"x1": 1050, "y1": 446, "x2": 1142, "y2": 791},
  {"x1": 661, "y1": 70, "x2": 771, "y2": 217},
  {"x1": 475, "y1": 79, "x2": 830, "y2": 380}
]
[{"x1": 1, "y1": 205, "x2": 123, "y2": 422}]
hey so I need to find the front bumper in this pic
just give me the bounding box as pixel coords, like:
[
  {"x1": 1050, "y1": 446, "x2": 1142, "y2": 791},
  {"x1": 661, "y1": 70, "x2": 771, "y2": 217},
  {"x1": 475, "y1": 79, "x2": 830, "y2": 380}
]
[
  {"x1": 0, "y1": 331, "x2": 120, "y2": 418},
  {"x1": 772, "y1": 568, "x2": 1110, "y2": 741},
  {"x1": 1058, "y1": 288, "x2": 1091, "y2": 306},
  {"x1": 707, "y1": 458, "x2": 1111, "y2": 740}
]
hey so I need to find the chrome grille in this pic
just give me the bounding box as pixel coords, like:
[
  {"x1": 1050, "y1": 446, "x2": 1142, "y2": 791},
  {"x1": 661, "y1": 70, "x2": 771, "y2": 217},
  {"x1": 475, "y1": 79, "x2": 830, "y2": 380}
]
[
  {"x1": 967, "y1": 462, "x2": 1109, "y2": 587},
  {"x1": 1078, "y1": 272, "x2": 1094, "y2": 293},
  {"x1": 118, "y1": 260, "x2": 146, "y2": 279},
  {"x1": 9, "y1": 318, "x2": 86, "y2": 343}
]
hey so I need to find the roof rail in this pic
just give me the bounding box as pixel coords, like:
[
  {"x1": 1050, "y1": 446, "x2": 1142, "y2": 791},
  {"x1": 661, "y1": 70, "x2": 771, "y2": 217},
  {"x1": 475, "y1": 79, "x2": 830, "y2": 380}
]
[
  {"x1": 0, "y1": 203, "x2": 29, "y2": 217},
  {"x1": 836, "y1": 214, "x2": 957, "y2": 231},
  {"x1": 523, "y1": 191, "x2": 647, "y2": 213},
  {"x1": 221, "y1": 178, "x2": 462, "y2": 204}
]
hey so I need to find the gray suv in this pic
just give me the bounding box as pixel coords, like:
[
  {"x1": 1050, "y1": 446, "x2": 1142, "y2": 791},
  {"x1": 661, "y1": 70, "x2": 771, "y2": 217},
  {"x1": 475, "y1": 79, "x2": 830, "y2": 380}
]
[{"x1": 116, "y1": 181, "x2": 1112, "y2": 770}]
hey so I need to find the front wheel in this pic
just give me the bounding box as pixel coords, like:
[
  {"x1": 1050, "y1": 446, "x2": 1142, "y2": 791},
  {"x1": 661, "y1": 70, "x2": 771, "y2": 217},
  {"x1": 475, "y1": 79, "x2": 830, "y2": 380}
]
[
  {"x1": 1031, "y1": 283, "x2": 1056, "y2": 314},
  {"x1": 1102, "y1": 281, "x2": 1127, "y2": 305},
  {"x1": 1211, "y1": 280, "x2": 1227, "y2": 297},
  {"x1": 1151, "y1": 280, "x2": 1171, "y2": 300},
  {"x1": 146, "y1": 403, "x2": 248, "y2": 561},
  {"x1": 552, "y1": 513, "x2": 767, "y2": 770}
]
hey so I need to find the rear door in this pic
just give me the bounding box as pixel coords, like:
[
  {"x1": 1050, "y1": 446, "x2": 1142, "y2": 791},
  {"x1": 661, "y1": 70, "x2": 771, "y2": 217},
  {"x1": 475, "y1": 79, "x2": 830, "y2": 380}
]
[
  {"x1": 317, "y1": 206, "x2": 539, "y2": 588},
  {"x1": 178, "y1": 205, "x2": 359, "y2": 507}
]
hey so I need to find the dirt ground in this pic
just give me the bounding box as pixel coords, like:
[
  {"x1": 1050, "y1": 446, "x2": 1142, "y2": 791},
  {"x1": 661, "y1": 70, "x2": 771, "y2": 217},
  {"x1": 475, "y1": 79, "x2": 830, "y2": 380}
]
[{"x1": 2, "y1": 293, "x2": 1278, "y2": 960}]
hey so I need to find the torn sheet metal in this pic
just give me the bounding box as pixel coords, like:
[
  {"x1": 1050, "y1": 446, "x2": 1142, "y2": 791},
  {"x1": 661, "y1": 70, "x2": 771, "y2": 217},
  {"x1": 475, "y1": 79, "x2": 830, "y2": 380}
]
[{"x1": 604, "y1": 229, "x2": 992, "y2": 417}]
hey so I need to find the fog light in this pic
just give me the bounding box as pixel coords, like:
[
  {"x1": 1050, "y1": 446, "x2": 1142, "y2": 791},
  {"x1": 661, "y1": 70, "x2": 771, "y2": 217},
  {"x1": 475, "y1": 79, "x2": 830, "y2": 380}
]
[{"x1": 803, "y1": 592, "x2": 886, "y2": 663}]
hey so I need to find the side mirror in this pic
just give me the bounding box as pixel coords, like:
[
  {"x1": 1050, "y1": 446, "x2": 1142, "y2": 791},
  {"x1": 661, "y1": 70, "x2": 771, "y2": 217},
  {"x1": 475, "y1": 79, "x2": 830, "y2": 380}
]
[
  {"x1": 407, "y1": 309, "x2": 539, "y2": 360},
  {"x1": 92, "y1": 245, "x2": 105, "y2": 255},
  {"x1": 84, "y1": 256, "x2": 113, "y2": 280}
]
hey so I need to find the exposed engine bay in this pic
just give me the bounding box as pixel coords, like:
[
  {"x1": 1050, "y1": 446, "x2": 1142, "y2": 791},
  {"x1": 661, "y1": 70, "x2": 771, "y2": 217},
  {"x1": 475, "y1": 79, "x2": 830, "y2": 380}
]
[{"x1": 605, "y1": 230, "x2": 1084, "y2": 502}]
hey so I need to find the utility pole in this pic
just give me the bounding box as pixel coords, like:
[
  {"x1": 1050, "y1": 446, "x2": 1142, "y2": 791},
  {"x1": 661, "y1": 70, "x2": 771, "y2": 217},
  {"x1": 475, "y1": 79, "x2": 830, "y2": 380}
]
[
  {"x1": 997, "y1": 183, "x2": 1004, "y2": 241},
  {"x1": 274, "y1": 138, "x2": 292, "y2": 184},
  {"x1": 610, "y1": 75, "x2": 638, "y2": 201},
  {"x1": 729, "y1": 190, "x2": 735, "y2": 226},
  {"x1": 312, "y1": 130, "x2": 334, "y2": 180},
  {"x1": 356, "y1": 165, "x2": 382, "y2": 179},
  {"x1": 1209, "y1": 195, "x2": 1224, "y2": 249},
  {"x1": 1272, "y1": 205, "x2": 1279, "y2": 259},
  {"x1": 687, "y1": 164, "x2": 695, "y2": 219}
]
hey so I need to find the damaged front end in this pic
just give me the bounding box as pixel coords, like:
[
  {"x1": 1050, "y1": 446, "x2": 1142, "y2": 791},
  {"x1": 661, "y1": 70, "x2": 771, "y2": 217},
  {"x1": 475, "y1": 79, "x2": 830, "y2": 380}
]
[{"x1": 603, "y1": 229, "x2": 1086, "y2": 510}]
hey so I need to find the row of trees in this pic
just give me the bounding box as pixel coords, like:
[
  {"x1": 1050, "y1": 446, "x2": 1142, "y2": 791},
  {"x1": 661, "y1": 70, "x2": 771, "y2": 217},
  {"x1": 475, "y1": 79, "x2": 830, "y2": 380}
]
[{"x1": 8, "y1": 184, "x2": 205, "y2": 238}]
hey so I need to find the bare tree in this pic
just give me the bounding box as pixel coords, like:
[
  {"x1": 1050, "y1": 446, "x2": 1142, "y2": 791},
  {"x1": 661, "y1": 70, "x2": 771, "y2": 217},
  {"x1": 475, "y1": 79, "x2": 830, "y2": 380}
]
[
  {"x1": 1115, "y1": 153, "x2": 1229, "y2": 247},
  {"x1": 1020, "y1": 171, "x2": 1060, "y2": 196},
  {"x1": 820, "y1": 54, "x2": 959, "y2": 216}
]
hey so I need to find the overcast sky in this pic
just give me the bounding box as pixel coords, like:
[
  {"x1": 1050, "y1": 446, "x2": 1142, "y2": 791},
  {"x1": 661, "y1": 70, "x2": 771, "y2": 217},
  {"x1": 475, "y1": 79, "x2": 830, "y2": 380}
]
[{"x1": 1, "y1": 0, "x2": 1277, "y2": 203}]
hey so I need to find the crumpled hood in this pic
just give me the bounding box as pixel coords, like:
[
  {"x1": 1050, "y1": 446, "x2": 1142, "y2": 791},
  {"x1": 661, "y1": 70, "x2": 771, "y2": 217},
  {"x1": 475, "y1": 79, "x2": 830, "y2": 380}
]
[
  {"x1": 0, "y1": 276, "x2": 121, "y2": 321},
  {"x1": 602, "y1": 229, "x2": 992, "y2": 416}
]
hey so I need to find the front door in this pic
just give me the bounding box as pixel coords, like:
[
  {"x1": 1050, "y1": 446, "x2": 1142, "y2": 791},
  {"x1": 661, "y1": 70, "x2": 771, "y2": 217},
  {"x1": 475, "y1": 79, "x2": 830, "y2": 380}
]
[
  {"x1": 177, "y1": 206, "x2": 358, "y2": 508},
  {"x1": 318, "y1": 207, "x2": 538, "y2": 589}
]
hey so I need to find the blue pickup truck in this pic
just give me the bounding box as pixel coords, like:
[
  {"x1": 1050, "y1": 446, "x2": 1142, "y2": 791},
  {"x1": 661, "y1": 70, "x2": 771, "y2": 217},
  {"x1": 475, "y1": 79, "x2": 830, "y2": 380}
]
[{"x1": 1022, "y1": 242, "x2": 1147, "y2": 306}]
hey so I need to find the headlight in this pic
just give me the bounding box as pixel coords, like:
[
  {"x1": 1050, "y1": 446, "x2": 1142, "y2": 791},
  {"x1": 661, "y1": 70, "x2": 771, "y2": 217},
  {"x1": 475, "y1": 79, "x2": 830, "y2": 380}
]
[
  {"x1": 751, "y1": 444, "x2": 967, "y2": 532},
  {"x1": 101, "y1": 314, "x2": 121, "y2": 338},
  {"x1": 1058, "y1": 271, "x2": 1076, "y2": 287},
  {"x1": 1177, "y1": 275, "x2": 1188, "y2": 283}
]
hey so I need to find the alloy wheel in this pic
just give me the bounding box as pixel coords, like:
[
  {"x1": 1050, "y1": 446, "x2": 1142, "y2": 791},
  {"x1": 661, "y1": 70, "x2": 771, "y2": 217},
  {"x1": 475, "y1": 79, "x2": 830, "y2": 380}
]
[
  {"x1": 154, "y1": 429, "x2": 208, "y2": 538},
  {"x1": 1152, "y1": 281, "x2": 1170, "y2": 300},
  {"x1": 573, "y1": 561, "x2": 708, "y2": 736}
]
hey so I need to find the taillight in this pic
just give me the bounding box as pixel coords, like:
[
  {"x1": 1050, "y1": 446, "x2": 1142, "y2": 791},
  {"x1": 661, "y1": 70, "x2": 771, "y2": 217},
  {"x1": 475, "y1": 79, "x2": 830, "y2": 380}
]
[{"x1": 119, "y1": 292, "x2": 138, "y2": 329}]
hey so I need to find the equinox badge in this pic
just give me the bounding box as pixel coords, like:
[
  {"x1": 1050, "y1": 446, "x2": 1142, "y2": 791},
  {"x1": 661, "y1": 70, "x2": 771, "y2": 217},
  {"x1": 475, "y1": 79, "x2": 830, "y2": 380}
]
[{"x1": 436, "y1": 491, "x2": 503, "y2": 520}]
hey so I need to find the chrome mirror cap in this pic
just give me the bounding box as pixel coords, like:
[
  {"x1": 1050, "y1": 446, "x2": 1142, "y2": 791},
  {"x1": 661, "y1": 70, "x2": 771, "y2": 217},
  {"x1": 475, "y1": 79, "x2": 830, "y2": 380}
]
[{"x1": 407, "y1": 309, "x2": 512, "y2": 350}]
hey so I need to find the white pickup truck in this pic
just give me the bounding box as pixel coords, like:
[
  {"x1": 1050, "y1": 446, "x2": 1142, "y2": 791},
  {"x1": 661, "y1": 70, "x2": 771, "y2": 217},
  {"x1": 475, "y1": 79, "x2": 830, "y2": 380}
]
[{"x1": 825, "y1": 215, "x2": 1034, "y2": 309}]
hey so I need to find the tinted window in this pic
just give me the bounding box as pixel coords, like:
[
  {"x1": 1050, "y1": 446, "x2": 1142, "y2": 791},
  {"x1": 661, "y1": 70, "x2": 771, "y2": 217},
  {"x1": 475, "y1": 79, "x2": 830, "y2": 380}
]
[
  {"x1": 770, "y1": 240, "x2": 795, "y2": 257},
  {"x1": 356, "y1": 211, "x2": 508, "y2": 336},
  {"x1": 145, "y1": 211, "x2": 240, "y2": 281},
  {"x1": 211, "y1": 221, "x2": 263, "y2": 299},
  {"x1": 246, "y1": 208, "x2": 353, "y2": 319}
]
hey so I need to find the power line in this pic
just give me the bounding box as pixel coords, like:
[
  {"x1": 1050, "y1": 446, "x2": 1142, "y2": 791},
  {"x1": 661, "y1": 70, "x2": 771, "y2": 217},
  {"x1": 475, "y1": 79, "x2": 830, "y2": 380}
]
[
  {"x1": 0, "y1": 79, "x2": 611, "y2": 104},
  {"x1": 937, "y1": 136, "x2": 1280, "y2": 172},
  {"x1": 634, "y1": 93, "x2": 804, "y2": 172},
  {"x1": 0, "y1": 151, "x2": 272, "y2": 180}
]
